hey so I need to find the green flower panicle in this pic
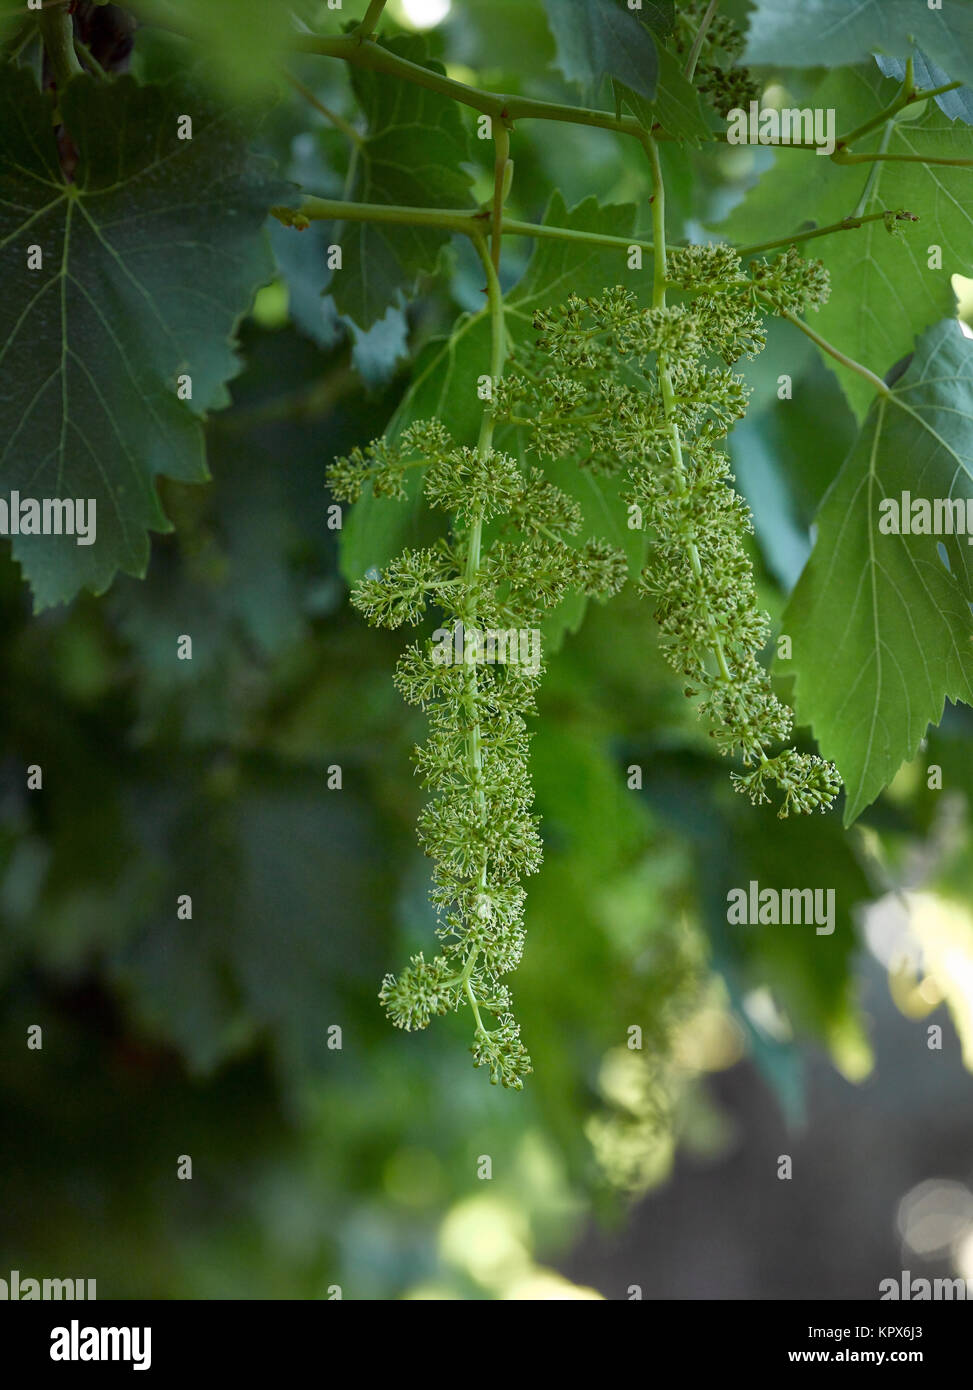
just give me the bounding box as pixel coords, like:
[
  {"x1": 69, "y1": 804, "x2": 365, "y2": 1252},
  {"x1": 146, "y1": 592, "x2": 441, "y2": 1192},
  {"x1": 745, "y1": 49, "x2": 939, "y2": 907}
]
[
  {"x1": 332, "y1": 242, "x2": 841, "y2": 1090},
  {"x1": 492, "y1": 245, "x2": 841, "y2": 819},
  {"x1": 329, "y1": 422, "x2": 627, "y2": 1087}
]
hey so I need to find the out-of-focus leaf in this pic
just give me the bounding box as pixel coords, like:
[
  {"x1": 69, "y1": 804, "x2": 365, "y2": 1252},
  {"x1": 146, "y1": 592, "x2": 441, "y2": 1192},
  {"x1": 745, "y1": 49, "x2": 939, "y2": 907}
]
[
  {"x1": 639, "y1": 752, "x2": 872, "y2": 1110},
  {"x1": 744, "y1": 0, "x2": 973, "y2": 90},
  {"x1": 111, "y1": 775, "x2": 387, "y2": 1081},
  {"x1": 730, "y1": 318, "x2": 857, "y2": 590},
  {"x1": 130, "y1": 0, "x2": 298, "y2": 93}
]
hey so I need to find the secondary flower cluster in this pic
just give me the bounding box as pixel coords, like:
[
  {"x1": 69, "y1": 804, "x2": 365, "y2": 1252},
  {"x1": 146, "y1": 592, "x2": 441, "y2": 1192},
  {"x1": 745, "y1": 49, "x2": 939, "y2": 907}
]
[
  {"x1": 494, "y1": 246, "x2": 842, "y2": 818},
  {"x1": 670, "y1": 0, "x2": 761, "y2": 116},
  {"x1": 328, "y1": 422, "x2": 627, "y2": 1087}
]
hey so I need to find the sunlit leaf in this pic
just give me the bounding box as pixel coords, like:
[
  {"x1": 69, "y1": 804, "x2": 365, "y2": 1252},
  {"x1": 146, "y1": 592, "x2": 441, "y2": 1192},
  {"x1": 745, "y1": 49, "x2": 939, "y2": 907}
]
[{"x1": 783, "y1": 320, "x2": 973, "y2": 823}]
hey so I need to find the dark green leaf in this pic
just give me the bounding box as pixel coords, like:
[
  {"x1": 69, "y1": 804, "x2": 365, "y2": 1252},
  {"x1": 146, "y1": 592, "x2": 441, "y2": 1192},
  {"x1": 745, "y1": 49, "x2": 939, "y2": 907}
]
[
  {"x1": 615, "y1": 42, "x2": 710, "y2": 143},
  {"x1": 542, "y1": 0, "x2": 659, "y2": 103},
  {"x1": 331, "y1": 36, "x2": 474, "y2": 330},
  {"x1": 0, "y1": 67, "x2": 285, "y2": 608}
]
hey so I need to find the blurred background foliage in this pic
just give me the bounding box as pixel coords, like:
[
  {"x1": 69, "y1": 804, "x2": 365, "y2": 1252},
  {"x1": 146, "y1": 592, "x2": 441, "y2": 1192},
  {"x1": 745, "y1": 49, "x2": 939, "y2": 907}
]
[{"x1": 2, "y1": 0, "x2": 973, "y2": 1299}]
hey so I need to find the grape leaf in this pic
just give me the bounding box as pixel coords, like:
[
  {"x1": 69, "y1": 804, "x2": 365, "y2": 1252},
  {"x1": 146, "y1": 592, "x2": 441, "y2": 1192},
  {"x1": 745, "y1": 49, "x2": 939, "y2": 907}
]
[
  {"x1": 614, "y1": 44, "x2": 710, "y2": 145},
  {"x1": 744, "y1": 0, "x2": 973, "y2": 89},
  {"x1": 0, "y1": 67, "x2": 285, "y2": 610},
  {"x1": 782, "y1": 320, "x2": 973, "y2": 825},
  {"x1": 541, "y1": 0, "x2": 659, "y2": 103},
  {"x1": 628, "y1": 0, "x2": 674, "y2": 34},
  {"x1": 717, "y1": 65, "x2": 973, "y2": 419},
  {"x1": 330, "y1": 35, "x2": 474, "y2": 330},
  {"x1": 265, "y1": 119, "x2": 408, "y2": 384},
  {"x1": 340, "y1": 194, "x2": 651, "y2": 593},
  {"x1": 875, "y1": 51, "x2": 973, "y2": 125}
]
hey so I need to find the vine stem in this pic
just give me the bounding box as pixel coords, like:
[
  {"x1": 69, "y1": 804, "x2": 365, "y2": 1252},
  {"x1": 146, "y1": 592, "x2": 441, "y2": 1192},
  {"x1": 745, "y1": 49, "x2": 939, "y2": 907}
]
[
  {"x1": 834, "y1": 151, "x2": 973, "y2": 167},
  {"x1": 292, "y1": 31, "x2": 657, "y2": 138},
  {"x1": 271, "y1": 198, "x2": 931, "y2": 307},
  {"x1": 284, "y1": 73, "x2": 363, "y2": 147},
  {"x1": 38, "y1": 6, "x2": 82, "y2": 90},
  {"x1": 645, "y1": 135, "x2": 734, "y2": 689},
  {"x1": 684, "y1": 0, "x2": 719, "y2": 83},
  {"x1": 71, "y1": 33, "x2": 110, "y2": 80},
  {"x1": 272, "y1": 195, "x2": 920, "y2": 410},
  {"x1": 456, "y1": 231, "x2": 507, "y2": 1026},
  {"x1": 835, "y1": 56, "x2": 916, "y2": 151},
  {"x1": 766, "y1": 300, "x2": 892, "y2": 398},
  {"x1": 491, "y1": 122, "x2": 511, "y2": 271},
  {"x1": 737, "y1": 208, "x2": 917, "y2": 259},
  {"x1": 833, "y1": 60, "x2": 962, "y2": 151},
  {"x1": 851, "y1": 121, "x2": 894, "y2": 218},
  {"x1": 126, "y1": 1, "x2": 973, "y2": 163},
  {"x1": 356, "y1": 0, "x2": 388, "y2": 40},
  {"x1": 831, "y1": 60, "x2": 967, "y2": 166},
  {"x1": 289, "y1": 34, "x2": 973, "y2": 163},
  {"x1": 290, "y1": 30, "x2": 824, "y2": 146},
  {"x1": 272, "y1": 195, "x2": 672, "y2": 256}
]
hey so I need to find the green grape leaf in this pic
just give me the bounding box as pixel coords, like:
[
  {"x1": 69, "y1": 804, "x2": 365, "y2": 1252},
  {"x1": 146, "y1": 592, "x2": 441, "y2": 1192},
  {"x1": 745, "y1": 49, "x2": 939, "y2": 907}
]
[
  {"x1": 614, "y1": 44, "x2": 710, "y2": 145},
  {"x1": 331, "y1": 35, "x2": 474, "y2": 330},
  {"x1": 718, "y1": 65, "x2": 973, "y2": 419},
  {"x1": 629, "y1": 0, "x2": 674, "y2": 34},
  {"x1": 744, "y1": 0, "x2": 973, "y2": 88},
  {"x1": 875, "y1": 51, "x2": 973, "y2": 125},
  {"x1": 782, "y1": 320, "x2": 973, "y2": 825},
  {"x1": 340, "y1": 193, "x2": 651, "y2": 607},
  {"x1": 541, "y1": 0, "x2": 660, "y2": 103},
  {"x1": 0, "y1": 67, "x2": 285, "y2": 610}
]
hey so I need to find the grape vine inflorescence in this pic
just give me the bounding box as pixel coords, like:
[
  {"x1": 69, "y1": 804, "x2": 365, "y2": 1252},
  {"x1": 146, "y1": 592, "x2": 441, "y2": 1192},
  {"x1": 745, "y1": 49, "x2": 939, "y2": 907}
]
[
  {"x1": 329, "y1": 420, "x2": 628, "y2": 1087},
  {"x1": 671, "y1": 0, "x2": 761, "y2": 115},
  {"x1": 498, "y1": 244, "x2": 842, "y2": 820},
  {"x1": 329, "y1": 242, "x2": 841, "y2": 1087}
]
